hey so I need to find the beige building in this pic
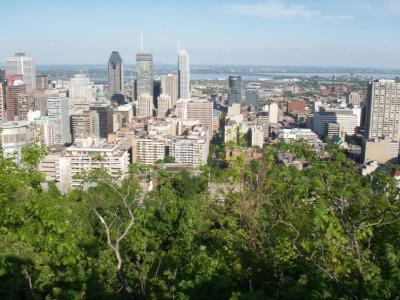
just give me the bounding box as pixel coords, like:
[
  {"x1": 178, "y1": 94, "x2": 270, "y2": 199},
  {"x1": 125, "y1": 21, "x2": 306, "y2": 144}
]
[
  {"x1": 157, "y1": 94, "x2": 170, "y2": 117},
  {"x1": 161, "y1": 74, "x2": 178, "y2": 108},
  {"x1": 250, "y1": 125, "x2": 264, "y2": 148},
  {"x1": 137, "y1": 93, "x2": 153, "y2": 117},
  {"x1": 362, "y1": 138, "x2": 399, "y2": 163},
  {"x1": 187, "y1": 100, "x2": 213, "y2": 140},
  {"x1": 71, "y1": 110, "x2": 99, "y2": 142}
]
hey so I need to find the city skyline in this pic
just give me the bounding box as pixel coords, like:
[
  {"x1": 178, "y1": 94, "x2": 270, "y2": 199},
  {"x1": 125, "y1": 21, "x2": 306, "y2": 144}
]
[{"x1": 1, "y1": 0, "x2": 399, "y2": 68}]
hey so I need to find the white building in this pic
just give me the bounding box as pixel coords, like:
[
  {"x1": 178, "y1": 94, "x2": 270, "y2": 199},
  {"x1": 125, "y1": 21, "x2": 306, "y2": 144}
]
[
  {"x1": 6, "y1": 52, "x2": 36, "y2": 92},
  {"x1": 47, "y1": 92, "x2": 71, "y2": 145},
  {"x1": 279, "y1": 128, "x2": 322, "y2": 147},
  {"x1": 69, "y1": 74, "x2": 95, "y2": 110},
  {"x1": 168, "y1": 137, "x2": 209, "y2": 168},
  {"x1": 313, "y1": 107, "x2": 359, "y2": 137},
  {"x1": 133, "y1": 138, "x2": 165, "y2": 164},
  {"x1": 33, "y1": 116, "x2": 55, "y2": 146},
  {"x1": 178, "y1": 49, "x2": 190, "y2": 99},
  {"x1": 0, "y1": 121, "x2": 34, "y2": 162},
  {"x1": 137, "y1": 93, "x2": 153, "y2": 117},
  {"x1": 62, "y1": 137, "x2": 129, "y2": 189},
  {"x1": 250, "y1": 125, "x2": 264, "y2": 148}
]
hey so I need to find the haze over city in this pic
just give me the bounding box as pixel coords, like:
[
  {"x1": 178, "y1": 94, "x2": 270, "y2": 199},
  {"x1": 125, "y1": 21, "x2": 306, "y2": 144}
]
[{"x1": 1, "y1": 0, "x2": 400, "y2": 67}]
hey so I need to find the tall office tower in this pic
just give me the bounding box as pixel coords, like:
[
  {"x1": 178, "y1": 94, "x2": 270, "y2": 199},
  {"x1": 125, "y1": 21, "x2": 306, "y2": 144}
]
[
  {"x1": 36, "y1": 74, "x2": 48, "y2": 91},
  {"x1": 70, "y1": 110, "x2": 99, "y2": 142},
  {"x1": 5, "y1": 52, "x2": 36, "y2": 92},
  {"x1": 137, "y1": 93, "x2": 153, "y2": 117},
  {"x1": 136, "y1": 53, "x2": 153, "y2": 98},
  {"x1": 69, "y1": 74, "x2": 94, "y2": 110},
  {"x1": 161, "y1": 74, "x2": 178, "y2": 108},
  {"x1": 6, "y1": 74, "x2": 28, "y2": 121},
  {"x1": 187, "y1": 100, "x2": 214, "y2": 140},
  {"x1": 268, "y1": 102, "x2": 279, "y2": 124},
  {"x1": 108, "y1": 51, "x2": 124, "y2": 98},
  {"x1": 178, "y1": 49, "x2": 190, "y2": 99},
  {"x1": 90, "y1": 102, "x2": 114, "y2": 138},
  {"x1": 0, "y1": 69, "x2": 5, "y2": 82},
  {"x1": 245, "y1": 87, "x2": 260, "y2": 109},
  {"x1": 47, "y1": 92, "x2": 71, "y2": 145},
  {"x1": 157, "y1": 94, "x2": 171, "y2": 117},
  {"x1": 228, "y1": 76, "x2": 242, "y2": 104},
  {"x1": 362, "y1": 79, "x2": 400, "y2": 163}
]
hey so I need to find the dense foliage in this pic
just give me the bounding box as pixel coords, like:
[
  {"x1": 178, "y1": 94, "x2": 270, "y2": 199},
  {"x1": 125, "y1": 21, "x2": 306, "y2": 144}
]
[{"x1": 0, "y1": 142, "x2": 399, "y2": 299}]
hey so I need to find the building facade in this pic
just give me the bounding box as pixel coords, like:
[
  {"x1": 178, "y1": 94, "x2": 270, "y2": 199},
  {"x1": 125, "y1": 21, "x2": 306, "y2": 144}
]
[
  {"x1": 47, "y1": 92, "x2": 71, "y2": 145},
  {"x1": 161, "y1": 74, "x2": 178, "y2": 108},
  {"x1": 5, "y1": 52, "x2": 36, "y2": 92},
  {"x1": 136, "y1": 53, "x2": 153, "y2": 98},
  {"x1": 228, "y1": 76, "x2": 242, "y2": 104},
  {"x1": 178, "y1": 49, "x2": 190, "y2": 99},
  {"x1": 108, "y1": 51, "x2": 124, "y2": 97}
]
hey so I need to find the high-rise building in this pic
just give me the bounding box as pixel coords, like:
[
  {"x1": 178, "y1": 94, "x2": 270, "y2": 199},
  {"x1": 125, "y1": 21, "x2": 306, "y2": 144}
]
[
  {"x1": 365, "y1": 79, "x2": 400, "y2": 142},
  {"x1": 268, "y1": 102, "x2": 279, "y2": 124},
  {"x1": 245, "y1": 87, "x2": 260, "y2": 108},
  {"x1": 36, "y1": 74, "x2": 48, "y2": 91},
  {"x1": 137, "y1": 93, "x2": 153, "y2": 117},
  {"x1": 362, "y1": 79, "x2": 400, "y2": 163},
  {"x1": 136, "y1": 53, "x2": 153, "y2": 98},
  {"x1": 187, "y1": 100, "x2": 213, "y2": 140},
  {"x1": 161, "y1": 74, "x2": 178, "y2": 108},
  {"x1": 69, "y1": 74, "x2": 94, "y2": 110},
  {"x1": 6, "y1": 75, "x2": 28, "y2": 121},
  {"x1": 5, "y1": 52, "x2": 36, "y2": 92},
  {"x1": 250, "y1": 125, "x2": 264, "y2": 148},
  {"x1": 228, "y1": 76, "x2": 242, "y2": 104},
  {"x1": 108, "y1": 51, "x2": 124, "y2": 98},
  {"x1": 153, "y1": 80, "x2": 161, "y2": 105},
  {"x1": 178, "y1": 49, "x2": 190, "y2": 99},
  {"x1": 157, "y1": 94, "x2": 170, "y2": 117},
  {"x1": 47, "y1": 92, "x2": 71, "y2": 145},
  {"x1": 90, "y1": 102, "x2": 114, "y2": 138},
  {"x1": 70, "y1": 110, "x2": 99, "y2": 142},
  {"x1": 168, "y1": 133, "x2": 209, "y2": 168}
]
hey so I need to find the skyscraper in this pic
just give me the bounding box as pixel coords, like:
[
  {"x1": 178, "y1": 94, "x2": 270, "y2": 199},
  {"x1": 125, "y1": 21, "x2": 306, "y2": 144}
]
[
  {"x1": 69, "y1": 74, "x2": 94, "y2": 110},
  {"x1": 362, "y1": 79, "x2": 400, "y2": 163},
  {"x1": 108, "y1": 51, "x2": 124, "y2": 98},
  {"x1": 228, "y1": 76, "x2": 242, "y2": 104},
  {"x1": 5, "y1": 52, "x2": 36, "y2": 93},
  {"x1": 47, "y1": 92, "x2": 71, "y2": 145},
  {"x1": 0, "y1": 79, "x2": 5, "y2": 119},
  {"x1": 161, "y1": 74, "x2": 178, "y2": 108},
  {"x1": 245, "y1": 87, "x2": 260, "y2": 109},
  {"x1": 136, "y1": 53, "x2": 153, "y2": 98},
  {"x1": 365, "y1": 79, "x2": 400, "y2": 142},
  {"x1": 178, "y1": 49, "x2": 190, "y2": 99}
]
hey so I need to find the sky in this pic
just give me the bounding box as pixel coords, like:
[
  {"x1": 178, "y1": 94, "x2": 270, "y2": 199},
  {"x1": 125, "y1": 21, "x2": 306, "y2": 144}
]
[{"x1": 1, "y1": 0, "x2": 400, "y2": 68}]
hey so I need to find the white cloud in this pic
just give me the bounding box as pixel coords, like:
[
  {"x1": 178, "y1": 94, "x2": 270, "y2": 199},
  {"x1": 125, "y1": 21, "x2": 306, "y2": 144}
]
[
  {"x1": 225, "y1": 1, "x2": 317, "y2": 18},
  {"x1": 225, "y1": 1, "x2": 354, "y2": 20},
  {"x1": 320, "y1": 15, "x2": 354, "y2": 20}
]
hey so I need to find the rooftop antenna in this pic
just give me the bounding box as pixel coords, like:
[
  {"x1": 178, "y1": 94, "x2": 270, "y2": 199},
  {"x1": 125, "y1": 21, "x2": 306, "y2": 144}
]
[
  {"x1": 140, "y1": 33, "x2": 143, "y2": 52},
  {"x1": 177, "y1": 40, "x2": 180, "y2": 52}
]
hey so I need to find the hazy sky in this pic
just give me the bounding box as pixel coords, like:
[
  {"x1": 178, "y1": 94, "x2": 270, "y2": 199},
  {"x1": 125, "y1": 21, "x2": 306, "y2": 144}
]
[{"x1": 1, "y1": 0, "x2": 399, "y2": 67}]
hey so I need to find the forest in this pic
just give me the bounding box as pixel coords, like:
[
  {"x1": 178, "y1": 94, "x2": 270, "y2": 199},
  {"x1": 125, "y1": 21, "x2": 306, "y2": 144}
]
[{"x1": 1, "y1": 142, "x2": 400, "y2": 299}]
